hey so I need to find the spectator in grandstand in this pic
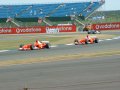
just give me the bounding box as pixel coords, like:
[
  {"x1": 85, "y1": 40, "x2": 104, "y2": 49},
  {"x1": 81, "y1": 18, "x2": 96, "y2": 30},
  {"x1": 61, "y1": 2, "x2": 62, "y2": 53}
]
[
  {"x1": 79, "y1": 14, "x2": 82, "y2": 16},
  {"x1": 101, "y1": 0, "x2": 105, "y2": 3},
  {"x1": 99, "y1": 0, "x2": 105, "y2": 4},
  {"x1": 90, "y1": 1, "x2": 93, "y2": 4}
]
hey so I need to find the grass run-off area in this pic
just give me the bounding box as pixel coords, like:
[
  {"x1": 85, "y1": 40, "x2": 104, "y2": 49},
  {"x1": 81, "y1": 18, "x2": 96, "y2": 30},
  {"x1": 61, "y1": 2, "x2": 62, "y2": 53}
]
[
  {"x1": 0, "y1": 32, "x2": 118, "y2": 50},
  {"x1": 0, "y1": 50, "x2": 120, "y2": 67}
]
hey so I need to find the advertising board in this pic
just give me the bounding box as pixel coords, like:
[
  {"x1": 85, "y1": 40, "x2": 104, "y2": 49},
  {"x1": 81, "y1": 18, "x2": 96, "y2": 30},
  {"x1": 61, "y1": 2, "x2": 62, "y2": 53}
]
[
  {"x1": 92, "y1": 22, "x2": 120, "y2": 30},
  {"x1": 0, "y1": 25, "x2": 76, "y2": 34},
  {"x1": 0, "y1": 27, "x2": 45, "y2": 34}
]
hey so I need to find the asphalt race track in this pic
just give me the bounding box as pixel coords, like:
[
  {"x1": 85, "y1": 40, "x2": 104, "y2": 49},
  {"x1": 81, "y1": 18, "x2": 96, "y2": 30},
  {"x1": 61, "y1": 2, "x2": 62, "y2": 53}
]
[
  {"x1": 0, "y1": 37, "x2": 120, "y2": 61},
  {"x1": 0, "y1": 54, "x2": 120, "y2": 90},
  {"x1": 0, "y1": 32, "x2": 120, "y2": 90}
]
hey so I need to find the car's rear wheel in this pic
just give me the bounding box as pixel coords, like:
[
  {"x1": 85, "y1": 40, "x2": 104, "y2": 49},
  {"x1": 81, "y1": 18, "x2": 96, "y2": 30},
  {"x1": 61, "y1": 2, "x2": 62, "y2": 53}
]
[
  {"x1": 85, "y1": 39, "x2": 88, "y2": 44},
  {"x1": 94, "y1": 38, "x2": 99, "y2": 43},
  {"x1": 45, "y1": 43, "x2": 50, "y2": 49},
  {"x1": 19, "y1": 44, "x2": 24, "y2": 48},
  {"x1": 88, "y1": 31, "x2": 91, "y2": 34},
  {"x1": 30, "y1": 45, "x2": 34, "y2": 50}
]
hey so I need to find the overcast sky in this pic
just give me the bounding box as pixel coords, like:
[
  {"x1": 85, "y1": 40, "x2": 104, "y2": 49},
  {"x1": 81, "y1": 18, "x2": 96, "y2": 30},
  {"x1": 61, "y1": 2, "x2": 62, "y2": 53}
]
[{"x1": 0, "y1": 0, "x2": 119, "y2": 11}]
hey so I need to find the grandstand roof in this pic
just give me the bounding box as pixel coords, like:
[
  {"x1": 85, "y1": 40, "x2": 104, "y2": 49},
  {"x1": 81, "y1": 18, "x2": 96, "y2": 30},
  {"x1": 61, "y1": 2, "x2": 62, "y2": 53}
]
[{"x1": 0, "y1": 0, "x2": 100, "y2": 5}]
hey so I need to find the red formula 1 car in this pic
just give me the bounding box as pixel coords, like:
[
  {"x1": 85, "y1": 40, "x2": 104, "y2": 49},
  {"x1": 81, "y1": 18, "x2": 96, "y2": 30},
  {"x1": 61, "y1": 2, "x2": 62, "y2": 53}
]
[
  {"x1": 74, "y1": 35, "x2": 99, "y2": 45},
  {"x1": 19, "y1": 40, "x2": 50, "y2": 51}
]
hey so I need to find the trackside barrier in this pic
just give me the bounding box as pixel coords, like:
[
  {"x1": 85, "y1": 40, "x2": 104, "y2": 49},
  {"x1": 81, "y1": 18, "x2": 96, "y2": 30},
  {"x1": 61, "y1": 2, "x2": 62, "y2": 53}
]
[
  {"x1": 92, "y1": 22, "x2": 120, "y2": 30},
  {"x1": 0, "y1": 26, "x2": 45, "y2": 34},
  {"x1": 46, "y1": 25, "x2": 76, "y2": 34},
  {"x1": 0, "y1": 25, "x2": 76, "y2": 34}
]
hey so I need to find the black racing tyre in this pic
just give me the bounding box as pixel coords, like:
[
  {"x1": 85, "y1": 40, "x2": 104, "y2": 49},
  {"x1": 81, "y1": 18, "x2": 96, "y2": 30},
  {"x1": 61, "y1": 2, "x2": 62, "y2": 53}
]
[
  {"x1": 94, "y1": 38, "x2": 99, "y2": 43},
  {"x1": 74, "y1": 39, "x2": 79, "y2": 45},
  {"x1": 88, "y1": 32, "x2": 90, "y2": 34},
  {"x1": 45, "y1": 43, "x2": 50, "y2": 49},
  {"x1": 30, "y1": 45, "x2": 34, "y2": 50},
  {"x1": 19, "y1": 44, "x2": 24, "y2": 48},
  {"x1": 85, "y1": 39, "x2": 88, "y2": 44}
]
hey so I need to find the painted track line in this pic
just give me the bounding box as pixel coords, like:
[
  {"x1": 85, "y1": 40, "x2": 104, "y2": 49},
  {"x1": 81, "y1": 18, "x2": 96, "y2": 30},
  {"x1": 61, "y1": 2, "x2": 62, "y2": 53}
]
[
  {"x1": 99, "y1": 40, "x2": 104, "y2": 42},
  {"x1": 113, "y1": 36, "x2": 120, "y2": 40},
  {"x1": 50, "y1": 45, "x2": 57, "y2": 48},
  {"x1": 105, "y1": 39, "x2": 113, "y2": 41},
  {"x1": 66, "y1": 43, "x2": 74, "y2": 46},
  {"x1": 0, "y1": 50, "x2": 9, "y2": 52}
]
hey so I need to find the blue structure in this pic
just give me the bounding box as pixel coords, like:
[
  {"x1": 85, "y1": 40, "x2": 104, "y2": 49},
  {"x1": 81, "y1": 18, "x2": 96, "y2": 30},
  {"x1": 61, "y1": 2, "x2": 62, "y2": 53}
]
[{"x1": 0, "y1": 1, "x2": 105, "y2": 19}]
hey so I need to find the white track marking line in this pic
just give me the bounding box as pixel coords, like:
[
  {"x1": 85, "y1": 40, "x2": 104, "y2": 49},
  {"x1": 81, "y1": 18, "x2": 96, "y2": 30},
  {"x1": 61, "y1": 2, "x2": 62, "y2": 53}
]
[
  {"x1": 99, "y1": 40, "x2": 104, "y2": 42},
  {"x1": 113, "y1": 36, "x2": 120, "y2": 39},
  {"x1": 113, "y1": 38, "x2": 119, "y2": 40},
  {"x1": 105, "y1": 39, "x2": 113, "y2": 41},
  {"x1": 66, "y1": 43, "x2": 74, "y2": 45},
  {"x1": 113, "y1": 37, "x2": 120, "y2": 40},
  {"x1": 50, "y1": 45, "x2": 57, "y2": 48},
  {"x1": 116, "y1": 36, "x2": 120, "y2": 38},
  {"x1": 0, "y1": 50, "x2": 9, "y2": 52}
]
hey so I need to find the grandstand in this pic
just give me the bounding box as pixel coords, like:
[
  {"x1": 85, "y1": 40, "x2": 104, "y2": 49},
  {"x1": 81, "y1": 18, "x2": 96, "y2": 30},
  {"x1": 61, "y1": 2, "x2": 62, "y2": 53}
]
[{"x1": 0, "y1": 0, "x2": 105, "y2": 27}]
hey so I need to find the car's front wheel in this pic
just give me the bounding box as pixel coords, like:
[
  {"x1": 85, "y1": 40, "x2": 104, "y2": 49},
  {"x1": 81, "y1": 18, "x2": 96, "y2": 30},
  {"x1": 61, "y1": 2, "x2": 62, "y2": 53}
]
[{"x1": 74, "y1": 39, "x2": 79, "y2": 45}]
